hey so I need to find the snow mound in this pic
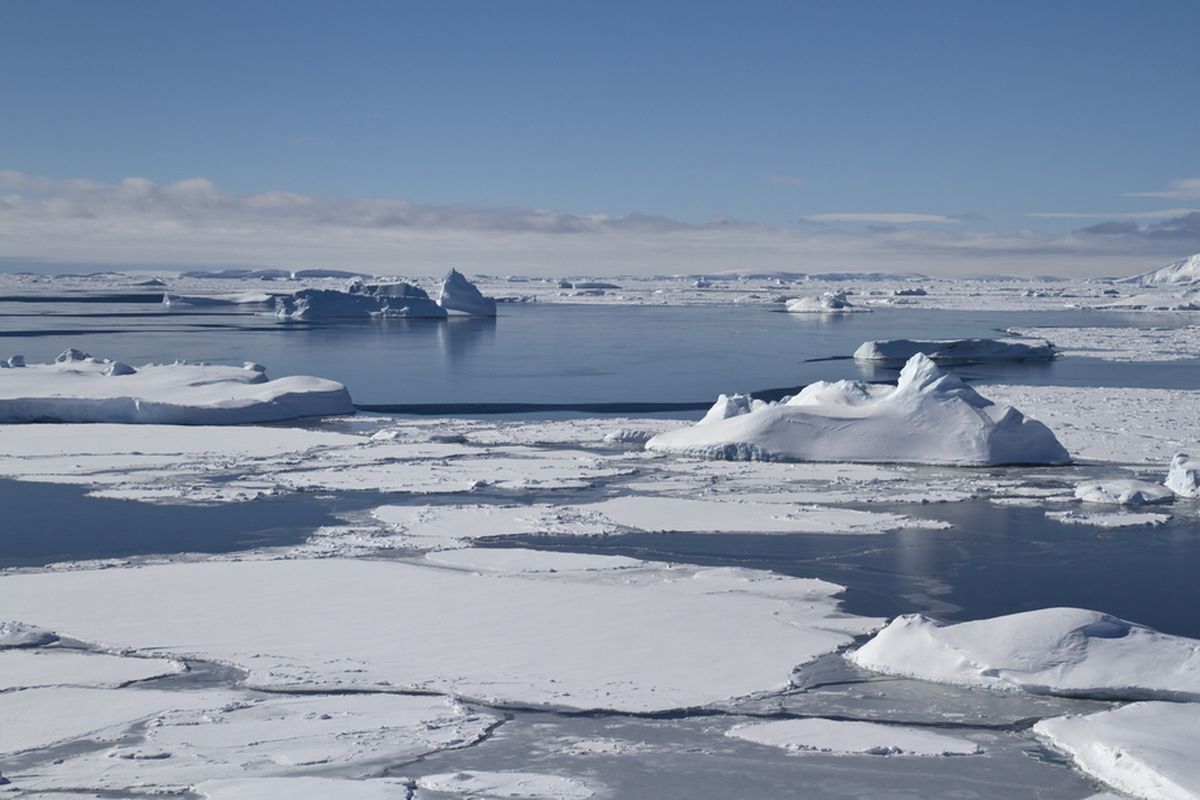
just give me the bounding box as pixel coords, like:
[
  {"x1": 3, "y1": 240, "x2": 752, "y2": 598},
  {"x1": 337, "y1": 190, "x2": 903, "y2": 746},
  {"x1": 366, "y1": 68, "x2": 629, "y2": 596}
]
[
  {"x1": 415, "y1": 771, "x2": 595, "y2": 799},
  {"x1": 1167, "y1": 453, "x2": 1200, "y2": 498},
  {"x1": 646, "y1": 354, "x2": 1070, "y2": 466},
  {"x1": 0, "y1": 353, "x2": 353, "y2": 424},
  {"x1": 1035, "y1": 702, "x2": 1200, "y2": 800},
  {"x1": 786, "y1": 290, "x2": 865, "y2": 313},
  {"x1": 1074, "y1": 479, "x2": 1175, "y2": 506},
  {"x1": 437, "y1": 268, "x2": 497, "y2": 316},
  {"x1": 276, "y1": 282, "x2": 446, "y2": 320},
  {"x1": 0, "y1": 620, "x2": 58, "y2": 648},
  {"x1": 853, "y1": 338, "x2": 1054, "y2": 363},
  {"x1": 1121, "y1": 252, "x2": 1200, "y2": 287},
  {"x1": 849, "y1": 607, "x2": 1200, "y2": 700},
  {"x1": 726, "y1": 718, "x2": 981, "y2": 757}
]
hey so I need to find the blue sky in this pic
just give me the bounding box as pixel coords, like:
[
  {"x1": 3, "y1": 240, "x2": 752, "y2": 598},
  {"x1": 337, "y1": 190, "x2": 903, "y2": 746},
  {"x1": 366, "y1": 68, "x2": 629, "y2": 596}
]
[{"x1": 2, "y1": 0, "x2": 1199, "y2": 276}]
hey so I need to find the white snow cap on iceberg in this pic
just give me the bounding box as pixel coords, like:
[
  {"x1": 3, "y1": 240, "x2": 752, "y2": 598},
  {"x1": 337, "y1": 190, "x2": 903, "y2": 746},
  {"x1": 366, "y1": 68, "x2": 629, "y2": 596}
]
[
  {"x1": 0, "y1": 352, "x2": 353, "y2": 424},
  {"x1": 1035, "y1": 701, "x2": 1200, "y2": 800},
  {"x1": 1074, "y1": 479, "x2": 1174, "y2": 506},
  {"x1": 1120, "y1": 252, "x2": 1200, "y2": 287},
  {"x1": 646, "y1": 353, "x2": 1069, "y2": 466},
  {"x1": 849, "y1": 607, "x2": 1200, "y2": 700},
  {"x1": 1166, "y1": 453, "x2": 1200, "y2": 498},
  {"x1": 437, "y1": 268, "x2": 497, "y2": 316},
  {"x1": 853, "y1": 338, "x2": 1054, "y2": 363}
]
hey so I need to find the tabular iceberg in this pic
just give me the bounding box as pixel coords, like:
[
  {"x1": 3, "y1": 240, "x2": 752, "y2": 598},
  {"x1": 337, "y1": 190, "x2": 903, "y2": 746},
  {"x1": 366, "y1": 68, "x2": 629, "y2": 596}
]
[
  {"x1": 0, "y1": 349, "x2": 353, "y2": 424},
  {"x1": 275, "y1": 281, "x2": 447, "y2": 320},
  {"x1": 854, "y1": 337, "x2": 1055, "y2": 363},
  {"x1": 646, "y1": 354, "x2": 1070, "y2": 466},
  {"x1": 437, "y1": 268, "x2": 497, "y2": 316}
]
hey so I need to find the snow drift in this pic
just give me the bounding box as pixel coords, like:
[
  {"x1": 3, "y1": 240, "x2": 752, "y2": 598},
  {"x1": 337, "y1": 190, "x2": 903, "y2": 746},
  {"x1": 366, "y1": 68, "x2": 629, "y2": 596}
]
[
  {"x1": 646, "y1": 354, "x2": 1069, "y2": 465},
  {"x1": 853, "y1": 338, "x2": 1055, "y2": 363},
  {"x1": 437, "y1": 269, "x2": 497, "y2": 316},
  {"x1": 0, "y1": 349, "x2": 353, "y2": 424},
  {"x1": 849, "y1": 607, "x2": 1200, "y2": 700}
]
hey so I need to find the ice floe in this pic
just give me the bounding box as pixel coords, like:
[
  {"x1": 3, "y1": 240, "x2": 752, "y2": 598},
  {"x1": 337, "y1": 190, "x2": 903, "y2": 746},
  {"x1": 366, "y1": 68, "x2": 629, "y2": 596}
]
[
  {"x1": 1035, "y1": 701, "x2": 1200, "y2": 800},
  {"x1": 1006, "y1": 325, "x2": 1200, "y2": 362},
  {"x1": 647, "y1": 354, "x2": 1069, "y2": 466},
  {"x1": 1046, "y1": 510, "x2": 1172, "y2": 528},
  {"x1": 0, "y1": 649, "x2": 183, "y2": 691},
  {"x1": 849, "y1": 608, "x2": 1200, "y2": 700},
  {"x1": 198, "y1": 778, "x2": 411, "y2": 800},
  {"x1": 1167, "y1": 453, "x2": 1200, "y2": 498},
  {"x1": 0, "y1": 351, "x2": 352, "y2": 424},
  {"x1": 438, "y1": 268, "x2": 498, "y2": 316},
  {"x1": 853, "y1": 337, "x2": 1054, "y2": 363},
  {"x1": 726, "y1": 718, "x2": 981, "y2": 757},
  {"x1": 1074, "y1": 479, "x2": 1175, "y2": 506},
  {"x1": 414, "y1": 770, "x2": 596, "y2": 799}
]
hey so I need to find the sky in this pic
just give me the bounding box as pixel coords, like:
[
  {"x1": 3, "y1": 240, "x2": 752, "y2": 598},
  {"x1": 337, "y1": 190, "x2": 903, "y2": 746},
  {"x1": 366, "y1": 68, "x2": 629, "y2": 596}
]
[{"x1": 2, "y1": 0, "x2": 1199, "y2": 277}]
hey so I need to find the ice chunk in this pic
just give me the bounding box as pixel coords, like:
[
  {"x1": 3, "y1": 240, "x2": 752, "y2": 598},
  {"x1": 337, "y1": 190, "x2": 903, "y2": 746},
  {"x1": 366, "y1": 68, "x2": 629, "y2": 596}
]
[
  {"x1": 849, "y1": 608, "x2": 1200, "y2": 700},
  {"x1": 1074, "y1": 479, "x2": 1174, "y2": 506},
  {"x1": 853, "y1": 338, "x2": 1055, "y2": 363},
  {"x1": 726, "y1": 718, "x2": 981, "y2": 757},
  {"x1": 647, "y1": 354, "x2": 1070, "y2": 466},
  {"x1": 1166, "y1": 453, "x2": 1200, "y2": 498},
  {"x1": 6, "y1": 355, "x2": 24, "y2": 368},
  {"x1": 1035, "y1": 702, "x2": 1200, "y2": 800},
  {"x1": 437, "y1": 268, "x2": 497, "y2": 316},
  {"x1": 785, "y1": 290, "x2": 863, "y2": 313},
  {"x1": 0, "y1": 620, "x2": 57, "y2": 648},
  {"x1": 0, "y1": 355, "x2": 352, "y2": 424}
]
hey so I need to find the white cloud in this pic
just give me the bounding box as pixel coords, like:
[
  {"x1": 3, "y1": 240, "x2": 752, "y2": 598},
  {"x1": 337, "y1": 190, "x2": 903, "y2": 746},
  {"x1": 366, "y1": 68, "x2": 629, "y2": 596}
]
[
  {"x1": 803, "y1": 212, "x2": 959, "y2": 224},
  {"x1": 1028, "y1": 208, "x2": 1200, "y2": 220},
  {"x1": 1124, "y1": 177, "x2": 1200, "y2": 199},
  {"x1": 0, "y1": 170, "x2": 1195, "y2": 278}
]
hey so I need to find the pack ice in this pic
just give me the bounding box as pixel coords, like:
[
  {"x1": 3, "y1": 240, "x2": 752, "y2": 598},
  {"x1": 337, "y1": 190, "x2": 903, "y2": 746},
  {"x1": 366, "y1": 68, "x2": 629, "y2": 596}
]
[
  {"x1": 0, "y1": 349, "x2": 352, "y2": 424},
  {"x1": 853, "y1": 337, "x2": 1054, "y2": 363},
  {"x1": 646, "y1": 354, "x2": 1069, "y2": 466},
  {"x1": 849, "y1": 607, "x2": 1200, "y2": 700}
]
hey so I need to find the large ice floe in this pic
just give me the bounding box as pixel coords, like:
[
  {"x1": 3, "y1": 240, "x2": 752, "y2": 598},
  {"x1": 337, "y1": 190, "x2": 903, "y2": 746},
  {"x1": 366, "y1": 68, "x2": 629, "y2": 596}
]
[
  {"x1": 646, "y1": 353, "x2": 1069, "y2": 465},
  {"x1": 726, "y1": 718, "x2": 982, "y2": 757},
  {"x1": 853, "y1": 337, "x2": 1054, "y2": 363},
  {"x1": 849, "y1": 607, "x2": 1200, "y2": 700},
  {"x1": 438, "y1": 268, "x2": 498, "y2": 316},
  {"x1": 0, "y1": 349, "x2": 352, "y2": 424},
  {"x1": 1035, "y1": 701, "x2": 1200, "y2": 800}
]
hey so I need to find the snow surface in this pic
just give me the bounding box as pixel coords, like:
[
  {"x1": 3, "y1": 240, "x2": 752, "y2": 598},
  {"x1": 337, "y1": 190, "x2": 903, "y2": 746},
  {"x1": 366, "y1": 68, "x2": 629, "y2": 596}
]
[
  {"x1": 0, "y1": 351, "x2": 352, "y2": 424},
  {"x1": 438, "y1": 268, "x2": 498, "y2": 316},
  {"x1": 0, "y1": 619, "x2": 57, "y2": 647},
  {"x1": 726, "y1": 718, "x2": 981, "y2": 757},
  {"x1": 415, "y1": 771, "x2": 595, "y2": 799},
  {"x1": 1074, "y1": 479, "x2": 1175, "y2": 506},
  {"x1": 0, "y1": 556, "x2": 878, "y2": 712},
  {"x1": 0, "y1": 649, "x2": 182, "y2": 691},
  {"x1": 1167, "y1": 453, "x2": 1200, "y2": 498},
  {"x1": 849, "y1": 608, "x2": 1200, "y2": 700},
  {"x1": 1035, "y1": 702, "x2": 1200, "y2": 800},
  {"x1": 853, "y1": 338, "x2": 1054, "y2": 363},
  {"x1": 647, "y1": 354, "x2": 1069, "y2": 466}
]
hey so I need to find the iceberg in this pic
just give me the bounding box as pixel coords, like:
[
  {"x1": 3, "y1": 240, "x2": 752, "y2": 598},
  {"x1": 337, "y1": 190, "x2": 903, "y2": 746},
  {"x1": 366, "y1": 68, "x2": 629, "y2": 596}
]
[
  {"x1": 437, "y1": 268, "x2": 497, "y2": 316},
  {"x1": 646, "y1": 354, "x2": 1070, "y2": 466},
  {"x1": 849, "y1": 607, "x2": 1200, "y2": 700},
  {"x1": 1035, "y1": 702, "x2": 1200, "y2": 800},
  {"x1": 275, "y1": 281, "x2": 447, "y2": 320},
  {"x1": 0, "y1": 350, "x2": 353, "y2": 424},
  {"x1": 785, "y1": 290, "x2": 864, "y2": 313},
  {"x1": 1074, "y1": 479, "x2": 1175, "y2": 506},
  {"x1": 853, "y1": 338, "x2": 1055, "y2": 364},
  {"x1": 1166, "y1": 453, "x2": 1200, "y2": 498},
  {"x1": 1120, "y1": 252, "x2": 1200, "y2": 287}
]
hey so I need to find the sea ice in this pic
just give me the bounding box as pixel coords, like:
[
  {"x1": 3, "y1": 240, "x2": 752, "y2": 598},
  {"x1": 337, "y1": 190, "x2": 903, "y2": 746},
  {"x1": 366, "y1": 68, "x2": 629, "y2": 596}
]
[
  {"x1": 437, "y1": 268, "x2": 498, "y2": 316},
  {"x1": 853, "y1": 338, "x2": 1054, "y2": 363},
  {"x1": 0, "y1": 352, "x2": 352, "y2": 424},
  {"x1": 198, "y1": 778, "x2": 411, "y2": 800},
  {"x1": 414, "y1": 771, "x2": 596, "y2": 799},
  {"x1": 725, "y1": 718, "x2": 982, "y2": 756},
  {"x1": 647, "y1": 354, "x2": 1069, "y2": 466},
  {"x1": 849, "y1": 608, "x2": 1200, "y2": 700},
  {"x1": 1035, "y1": 701, "x2": 1200, "y2": 800},
  {"x1": 0, "y1": 649, "x2": 183, "y2": 691},
  {"x1": 0, "y1": 620, "x2": 57, "y2": 647},
  {"x1": 1046, "y1": 510, "x2": 1172, "y2": 528},
  {"x1": 1166, "y1": 453, "x2": 1200, "y2": 498},
  {"x1": 1074, "y1": 479, "x2": 1175, "y2": 506}
]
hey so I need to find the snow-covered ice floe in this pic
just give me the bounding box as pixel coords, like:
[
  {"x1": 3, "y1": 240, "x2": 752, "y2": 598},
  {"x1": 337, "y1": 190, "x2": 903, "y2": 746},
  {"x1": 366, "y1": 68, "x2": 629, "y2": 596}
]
[
  {"x1": 726, "y1": 718, "x2": 981, "y2": 757},
  {"x1": 276, "y1": 281, "x2": 447, "y2": 319},
  {"x1": 1034, "y1": 701, "x2": 1200, "y2": 800},
  {"x1": 1046, "y1": 510, "x2": 1172, "y2": 528},
  {"x1": 415, "y1": 770, "x2": 595, "y2": 799},
  {"x1": 162, "y1": 292, "x2": 273, "y2": 307},
  {"x1": 0, "y1": 349, "x2": 352, "y2": 424},
  {"x1": 0, "y1": 555, "x2": 879, "y2": 713},
  {"x1": 646, "y1": 354, "x2": 1069, "y2": 466},
  {"x1": 1074, "y1": 479, "x2": 1175, "y2": 506},
  {"x1": 848, "y1": 608, "x2": 1200, "y2": 700},
  {"x1": 1167, "y1": 453, "x2": 1200, "y2": 498},
  {"x1": 785, "y1": 290, "x2": 865, "y2": 313},
  {"x1": 853, "y1": 337, "x2": 1054, "y2": 363},
  {"x1": 437, "y1": 268, "x2": 498, "y2": 316}
]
